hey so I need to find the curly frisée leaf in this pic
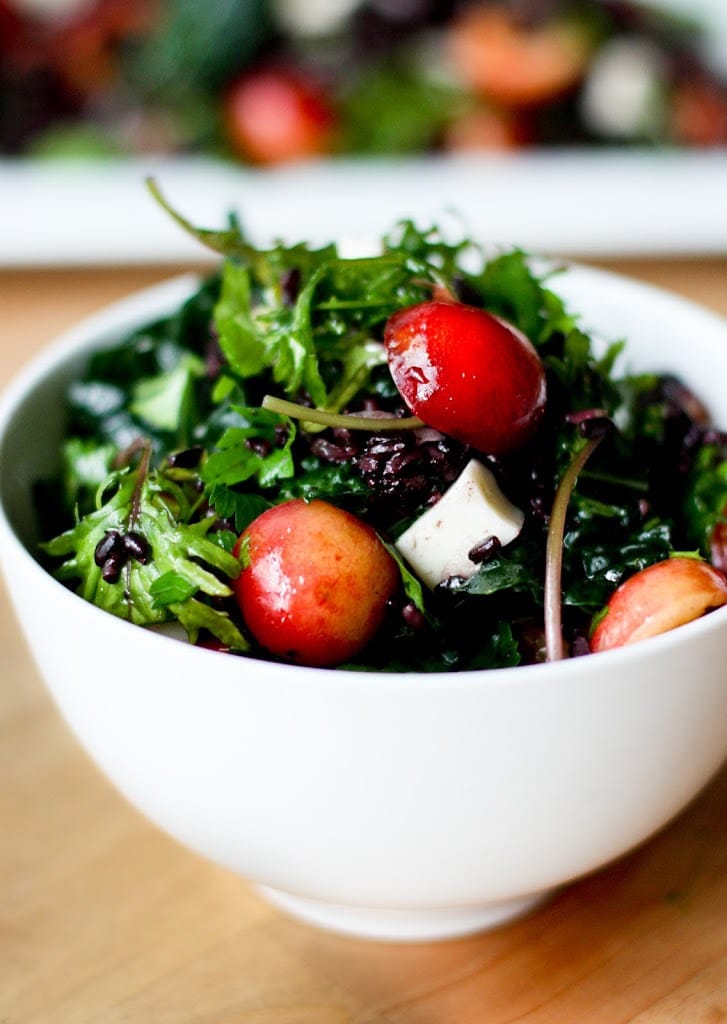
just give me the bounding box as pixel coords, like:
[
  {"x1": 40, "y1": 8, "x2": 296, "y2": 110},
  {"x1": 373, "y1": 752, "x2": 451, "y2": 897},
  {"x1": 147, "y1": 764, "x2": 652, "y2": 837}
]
[{"x1": 42, "y1": 461, "x2": 248, "y2": 649}]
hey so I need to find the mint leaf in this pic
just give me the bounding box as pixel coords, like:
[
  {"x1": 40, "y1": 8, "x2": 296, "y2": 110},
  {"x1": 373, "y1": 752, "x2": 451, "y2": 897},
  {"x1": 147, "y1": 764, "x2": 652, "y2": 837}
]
[
  {"x1": 149, "y1": 570, "x2": 198, "y2": 607},
  {"x1": 207, "y1": 486, "x2": 272, "y2": 533},
  {"x1": 202, "y1": 406, "x2": 296, "y2": 488}
]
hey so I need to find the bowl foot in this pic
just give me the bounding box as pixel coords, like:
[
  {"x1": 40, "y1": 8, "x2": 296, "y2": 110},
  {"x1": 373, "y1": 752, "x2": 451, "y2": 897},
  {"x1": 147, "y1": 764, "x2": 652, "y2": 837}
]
[{"x1": 256, "y1": 885, "x2": 552, "y2": 942}]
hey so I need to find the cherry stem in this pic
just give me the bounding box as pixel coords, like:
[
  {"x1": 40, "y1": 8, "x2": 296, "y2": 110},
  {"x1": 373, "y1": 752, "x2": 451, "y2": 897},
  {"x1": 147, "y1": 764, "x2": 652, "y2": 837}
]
[
  {"x1": 544, "y1": 432, "x2": 609, "y2": 662},
  {"x1": 262, "y1": 395, "x2": 425, "y2": 431}
]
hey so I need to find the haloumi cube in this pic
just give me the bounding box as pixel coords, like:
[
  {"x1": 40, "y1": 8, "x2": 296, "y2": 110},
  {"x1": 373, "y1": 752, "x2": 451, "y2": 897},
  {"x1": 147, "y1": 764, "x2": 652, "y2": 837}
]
[{"x1": 395, "y1": 458, "x2": 524, "y2": 589}]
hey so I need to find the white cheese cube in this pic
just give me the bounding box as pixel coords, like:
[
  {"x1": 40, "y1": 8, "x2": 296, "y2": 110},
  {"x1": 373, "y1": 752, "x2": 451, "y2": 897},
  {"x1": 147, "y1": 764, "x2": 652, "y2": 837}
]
[{"x1": 395, "y1": 459, "x2": 524, "y2": 589}]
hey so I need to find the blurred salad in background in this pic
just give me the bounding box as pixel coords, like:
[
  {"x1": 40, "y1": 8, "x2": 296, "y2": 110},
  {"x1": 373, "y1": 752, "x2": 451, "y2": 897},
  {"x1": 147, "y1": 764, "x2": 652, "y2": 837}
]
[{"x1": 2, "y1": 0, "x2": 727, "y2": 163}]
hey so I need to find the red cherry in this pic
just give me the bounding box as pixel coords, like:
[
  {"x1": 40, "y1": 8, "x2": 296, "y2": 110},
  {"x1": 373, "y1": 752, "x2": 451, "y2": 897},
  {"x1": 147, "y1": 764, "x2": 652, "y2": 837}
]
[
  {"x1": 384, "y1": 300, "x2": 546, "y2": 455},
  {"x1": 223, "y1": 67, "x2": 336, "y2": 166},
  {"x1": 590, "y1": 557, "x2": 727, "y2": 652},
  {"x1": 233, "y1": 499, "x2": 399, "y2": 667}
]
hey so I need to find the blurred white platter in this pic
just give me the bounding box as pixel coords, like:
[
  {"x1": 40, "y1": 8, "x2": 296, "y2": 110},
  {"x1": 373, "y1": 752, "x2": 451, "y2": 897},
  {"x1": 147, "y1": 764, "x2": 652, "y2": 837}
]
[{"x1": 2, "y1": 149, "x2": 726, "y2": 266}]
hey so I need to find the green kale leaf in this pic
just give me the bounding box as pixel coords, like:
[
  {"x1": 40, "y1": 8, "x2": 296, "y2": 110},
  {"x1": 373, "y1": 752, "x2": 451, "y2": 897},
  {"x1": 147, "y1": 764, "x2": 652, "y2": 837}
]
[{"x1": 683, "y1": 442, "x2": 727, "y2": 554}]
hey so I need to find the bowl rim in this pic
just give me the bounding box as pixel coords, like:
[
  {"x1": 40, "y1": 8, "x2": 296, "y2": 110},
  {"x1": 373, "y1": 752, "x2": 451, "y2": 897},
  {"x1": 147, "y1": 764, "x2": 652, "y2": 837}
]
[{"x1": 1, "y1": 265, "x2": 726, "y2": 692}]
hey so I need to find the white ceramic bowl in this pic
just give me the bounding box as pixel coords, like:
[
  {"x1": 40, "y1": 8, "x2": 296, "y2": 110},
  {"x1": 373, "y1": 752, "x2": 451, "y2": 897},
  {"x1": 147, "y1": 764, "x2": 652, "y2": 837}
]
[{"x1": 1, "y1": 268, "x2": 726, "y2": 943}]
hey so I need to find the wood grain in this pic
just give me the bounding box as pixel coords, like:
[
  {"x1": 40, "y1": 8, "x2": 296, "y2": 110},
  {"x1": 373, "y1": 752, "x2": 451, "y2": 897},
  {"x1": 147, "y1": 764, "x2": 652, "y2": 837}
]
[{"x1": 1, "y1": 260, "x2": 726, "y2": 1024}]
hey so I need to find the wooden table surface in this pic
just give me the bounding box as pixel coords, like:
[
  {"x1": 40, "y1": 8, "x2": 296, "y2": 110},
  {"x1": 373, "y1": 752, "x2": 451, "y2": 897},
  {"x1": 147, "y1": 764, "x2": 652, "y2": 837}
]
[{"x1": 2, "y1": 259, "x2": 727, "y2": 1024}]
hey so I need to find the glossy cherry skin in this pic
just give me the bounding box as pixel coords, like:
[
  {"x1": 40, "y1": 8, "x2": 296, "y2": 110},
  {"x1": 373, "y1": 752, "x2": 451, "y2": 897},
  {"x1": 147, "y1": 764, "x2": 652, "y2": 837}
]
[
  {"x1": 590, "y1": 557, "x2": 727, "y2": 653},
  {"x1": 233, "y1": 499, "x2": 399, "y2": 667},
  {"x1": 223, "y1": 67, "x2": 335, "y2": 166},
  {"x1": 384, "y1": 300, "x2": 547, "y2": 455}
]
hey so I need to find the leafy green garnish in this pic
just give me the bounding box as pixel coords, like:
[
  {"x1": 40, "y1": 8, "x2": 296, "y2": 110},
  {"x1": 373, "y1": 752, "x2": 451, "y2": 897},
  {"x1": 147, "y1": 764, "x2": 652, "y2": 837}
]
[
  {"x1": 149, "y1": 570, "x2": 198, "y2": 607},
  {"x1": 42, "y1": 456, "x2": 247, "y2": 649},
  {"x1": 202, "y1": 406, "x2": 296, "y2": 488}
]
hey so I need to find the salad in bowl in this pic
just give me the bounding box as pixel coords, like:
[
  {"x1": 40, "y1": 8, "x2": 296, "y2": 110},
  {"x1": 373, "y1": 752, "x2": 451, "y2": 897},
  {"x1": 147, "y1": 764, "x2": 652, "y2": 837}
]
[
  {"x1": 2, "y1": 187, "x2": 726, "y2": 941},
  {"x1": 34, "y1": 182, "x2": 727, "y2": 671}
]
